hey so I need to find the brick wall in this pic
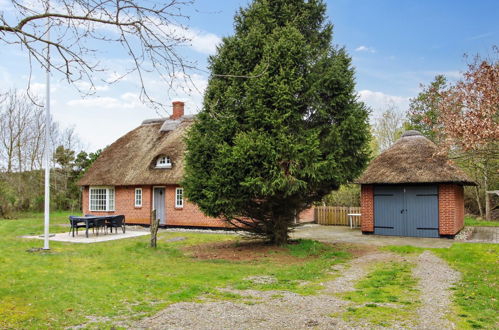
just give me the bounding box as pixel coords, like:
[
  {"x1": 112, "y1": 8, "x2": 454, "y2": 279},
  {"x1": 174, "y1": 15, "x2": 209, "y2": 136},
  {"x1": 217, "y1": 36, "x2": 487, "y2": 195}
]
[
  {"x1": 82, "y1": 186, "x2": 152, "y2": 224},
  {"x1": 83, "y1": 185, "x2": 229, "y2": 228},
  {"x1": 438, "y1": 184, "x2": 465, "y2": 236},
  {"x1": 163, "y1": 185, "x2": 230, "y2": 227},
  {"x1": 360, "y1": 184, "x2": 374, "y2": 232},
  {"x1": 298, "y1": 207, "x2": 315, "y2": 223}
]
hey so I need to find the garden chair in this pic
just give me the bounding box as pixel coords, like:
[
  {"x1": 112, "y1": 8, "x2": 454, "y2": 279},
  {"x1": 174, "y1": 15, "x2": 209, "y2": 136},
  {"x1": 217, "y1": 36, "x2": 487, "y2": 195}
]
[
  {"x1": 106, "y1": 215, "x2": 126, "y2": 234},
  {"x1": 93, "y1": 217, "x2": 107, "y2": 236},
  {"x1": 69, "y1": 216, "x2": 90, "y2": 237}
]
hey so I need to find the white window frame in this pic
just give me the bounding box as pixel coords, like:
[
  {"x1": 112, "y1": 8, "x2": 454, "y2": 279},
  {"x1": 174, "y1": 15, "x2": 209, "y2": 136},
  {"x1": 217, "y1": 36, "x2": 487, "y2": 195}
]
[
  {"x1": 156, "y1": 156, "x2": 172, "y2": 168},
  {"x1": 175, "y1": 187, "x2": 184, "y2": 208},
  {"x1": 135, "y1": 188, "x2": 142, "y2": 207},
  {"x1": 89, "y1": 186, "x2": 115, "y2": 212}
]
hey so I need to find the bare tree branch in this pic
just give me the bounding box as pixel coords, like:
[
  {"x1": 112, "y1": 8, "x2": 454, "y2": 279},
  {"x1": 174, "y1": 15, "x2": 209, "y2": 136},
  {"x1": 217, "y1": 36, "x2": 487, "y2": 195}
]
[{"x1": 0, "y1": 0, "x2": 195, "y2": 110}]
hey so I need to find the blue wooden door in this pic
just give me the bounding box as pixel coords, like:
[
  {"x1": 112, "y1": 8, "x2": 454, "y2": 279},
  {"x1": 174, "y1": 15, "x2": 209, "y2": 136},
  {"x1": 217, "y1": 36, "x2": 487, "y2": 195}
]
[
  {"x1": 374, "y1": 185, "x2": 439, "y2": 238},
  {"x1": 374, "y1": 186, "x2": 405, "y2": 236},
  {"x1": 405, "y1": 186, "x2": 439, "y2": 238}
]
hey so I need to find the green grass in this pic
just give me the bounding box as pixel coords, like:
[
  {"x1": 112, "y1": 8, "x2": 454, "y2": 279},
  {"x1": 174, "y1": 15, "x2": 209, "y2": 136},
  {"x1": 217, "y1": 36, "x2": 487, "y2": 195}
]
[
  {"x1": 0, "y1": 212, "x2": 350, "y2": 329},
  {"x1": 338, "y1": 262, "x2": 419, "y2": 327},
  {"x1": 434, "y1": 243, "x2": 499, "y2": 329},
  {"x1": 464, "y1": 215, "x2": 499, "y2": 227},
  {"x1": 381, "y1": 245, "x2": 425, "y2": 255},
  {"x1": 383, "y1": 242, "x2": 498, "y2": 329}
]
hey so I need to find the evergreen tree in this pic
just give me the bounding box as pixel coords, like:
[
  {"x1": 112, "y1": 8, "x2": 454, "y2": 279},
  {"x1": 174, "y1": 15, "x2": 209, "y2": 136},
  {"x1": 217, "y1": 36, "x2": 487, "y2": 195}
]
[
  {"x1": 406, "y1": 75, "x2": 447, "y2": 142},
  {"x1": 183, "y1": 0, "x2": 371, "y2": 244}
]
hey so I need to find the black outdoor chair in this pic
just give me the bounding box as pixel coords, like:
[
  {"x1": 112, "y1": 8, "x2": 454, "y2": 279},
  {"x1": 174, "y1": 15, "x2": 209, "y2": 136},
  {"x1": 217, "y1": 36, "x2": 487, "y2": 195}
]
[
  {"x1": 107, "y1": 215, "x2": 126, "y2": 234},
  {"x1": 69, "y1": 215, "x2": 94, "y2": 236},
  {"x1": 94, "y1": 217, "x2": 107, "y2": 236}
]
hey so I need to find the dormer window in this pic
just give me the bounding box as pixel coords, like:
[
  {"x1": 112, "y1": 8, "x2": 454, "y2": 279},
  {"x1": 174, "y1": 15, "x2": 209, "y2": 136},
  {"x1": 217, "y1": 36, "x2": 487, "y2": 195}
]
[{"x1": 156, "y1": 156, "x2": 172, "y2": 168}]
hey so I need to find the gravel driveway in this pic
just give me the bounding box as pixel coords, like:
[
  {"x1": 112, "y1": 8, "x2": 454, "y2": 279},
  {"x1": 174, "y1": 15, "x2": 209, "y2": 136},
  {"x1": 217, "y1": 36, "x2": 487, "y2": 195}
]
[{"x1": 134, "y1": 251, "x2": 460, "y2": 330}]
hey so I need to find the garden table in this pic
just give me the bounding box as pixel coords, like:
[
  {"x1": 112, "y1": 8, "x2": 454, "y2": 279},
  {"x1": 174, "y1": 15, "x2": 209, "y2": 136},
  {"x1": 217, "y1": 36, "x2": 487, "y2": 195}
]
[{"x1": 69, "y1": 216, "x2": 107, "y2": 238}]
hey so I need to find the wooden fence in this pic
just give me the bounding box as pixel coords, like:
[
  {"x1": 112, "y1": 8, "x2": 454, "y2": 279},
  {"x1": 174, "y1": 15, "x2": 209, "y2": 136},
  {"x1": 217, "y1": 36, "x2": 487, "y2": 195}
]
[{"x1": 315, "y1": 206, "x2": 361, "y2": 226}]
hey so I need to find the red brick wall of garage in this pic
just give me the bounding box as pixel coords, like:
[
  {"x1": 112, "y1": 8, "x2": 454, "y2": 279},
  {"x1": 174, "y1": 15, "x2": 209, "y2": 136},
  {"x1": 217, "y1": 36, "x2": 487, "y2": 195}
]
[
  {"x1": 438, "y1": 184, "x2": 465, "y2": 236},
  {"x1": 82, "y1": 186, "x2": 152, "y2": 224},
  {"x1": 360, "y1": 184, "x2": 374, "y2": 232}
]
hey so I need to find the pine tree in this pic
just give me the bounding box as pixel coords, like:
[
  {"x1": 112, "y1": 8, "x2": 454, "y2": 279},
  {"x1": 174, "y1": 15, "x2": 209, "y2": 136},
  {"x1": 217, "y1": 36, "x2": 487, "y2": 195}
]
[{"x1": 183, "y1": 0, "x2": 370, "y2": 244}]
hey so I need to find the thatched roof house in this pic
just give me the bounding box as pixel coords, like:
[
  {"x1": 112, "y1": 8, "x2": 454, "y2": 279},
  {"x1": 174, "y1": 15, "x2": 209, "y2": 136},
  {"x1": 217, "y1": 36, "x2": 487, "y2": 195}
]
[
  {"x1": 78, "y1": 116, "x2": 193, "y2": 186},
  {"x1": 358, "y1": 130, "x2": 474, "y2": 239},
  {"x1": 78, "y1": 101, "x2": 228, "y2": 228}
]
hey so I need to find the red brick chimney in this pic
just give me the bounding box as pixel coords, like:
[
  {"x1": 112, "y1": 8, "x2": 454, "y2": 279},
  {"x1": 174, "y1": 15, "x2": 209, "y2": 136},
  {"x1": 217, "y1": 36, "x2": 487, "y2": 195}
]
[{"x1": 171, "y1": 101, "x2": 184, "y2": 120}]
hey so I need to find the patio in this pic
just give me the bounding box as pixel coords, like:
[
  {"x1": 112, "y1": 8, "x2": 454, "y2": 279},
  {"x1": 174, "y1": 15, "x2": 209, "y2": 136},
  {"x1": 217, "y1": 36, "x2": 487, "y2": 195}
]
[{"x1": 24, "y1": 230, "x2": 149, "y2": 244}]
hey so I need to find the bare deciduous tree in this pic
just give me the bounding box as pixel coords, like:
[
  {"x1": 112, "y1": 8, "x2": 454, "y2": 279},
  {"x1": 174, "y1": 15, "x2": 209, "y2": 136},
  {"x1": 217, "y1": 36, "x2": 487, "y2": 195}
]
[
  {"x1": 0, "y1": 0, "x2": 194, "y2": 109},
  {"x1": 372, "y1": 103, "x2": 406, "y2": 153}
]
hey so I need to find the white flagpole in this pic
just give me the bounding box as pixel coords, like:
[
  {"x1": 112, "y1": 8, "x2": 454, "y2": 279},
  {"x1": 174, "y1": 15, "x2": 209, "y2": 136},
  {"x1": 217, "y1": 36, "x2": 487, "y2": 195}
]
[{"x1": 43, "y1": 6, "x2": 51, "y2": 250}]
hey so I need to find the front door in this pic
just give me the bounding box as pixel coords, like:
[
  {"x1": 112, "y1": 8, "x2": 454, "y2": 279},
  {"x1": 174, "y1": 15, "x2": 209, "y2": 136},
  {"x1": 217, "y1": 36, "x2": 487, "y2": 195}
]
[{"x1": 153, "y1": 188, "x2": 166, "y2": 225}]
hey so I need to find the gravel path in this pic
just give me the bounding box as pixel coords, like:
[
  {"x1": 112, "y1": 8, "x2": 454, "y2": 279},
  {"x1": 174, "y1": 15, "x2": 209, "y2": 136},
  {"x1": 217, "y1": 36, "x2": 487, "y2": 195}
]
[
  {"x1": 135, "y1": 252, "x2": 405, "y2": 330},
  {"x1": 412, "y1": 251, "x2": 460, "y2": 329},
  {"x1": 130, "y1": 250, "x2": 460, "y2": 330}
]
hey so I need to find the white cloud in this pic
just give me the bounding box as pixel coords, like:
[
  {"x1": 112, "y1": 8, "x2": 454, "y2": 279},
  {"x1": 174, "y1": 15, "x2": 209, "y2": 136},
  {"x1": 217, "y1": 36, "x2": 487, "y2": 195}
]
[
  {"x1": 165, "y1": 25, "x2": 221, "y2": 55},
  {"x1": 187, "y1": 29, "x2": 221, "y2": 55},
  {"x1": 358, "y1": 90, "x2": 410, "y2": 119},
  {"x1": 355, "y1": 45, "x2": 376, "y2": 53},
  {"x1": 66, "y1": 93, "x2": 145, "y2": 110}
]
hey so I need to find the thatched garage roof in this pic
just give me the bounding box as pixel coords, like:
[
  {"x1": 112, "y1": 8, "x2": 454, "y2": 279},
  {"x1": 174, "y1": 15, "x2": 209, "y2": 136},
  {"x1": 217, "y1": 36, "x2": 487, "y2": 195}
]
[
  {"x1": 357, "y1": 131, "x2": 475, "y2": 185},
  {"x1": 78, "y1": 117, "x2": 194, "y2": 186}
]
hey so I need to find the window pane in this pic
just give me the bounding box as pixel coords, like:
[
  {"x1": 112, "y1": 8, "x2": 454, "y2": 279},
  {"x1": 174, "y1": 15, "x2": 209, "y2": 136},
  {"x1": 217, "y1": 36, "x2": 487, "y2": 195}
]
[
  {"x1": 135, "y1": 189, "x2": 142, "y2": 206},
  {"x1": 90, "y1": 188, "x2": 107, "y2": 211},
  {"x1": 176, "y1": 188, "x2": 183, "y2": 207},
  {"x1": 108, "y1": 188, "x2": 115, "y2": 211}
]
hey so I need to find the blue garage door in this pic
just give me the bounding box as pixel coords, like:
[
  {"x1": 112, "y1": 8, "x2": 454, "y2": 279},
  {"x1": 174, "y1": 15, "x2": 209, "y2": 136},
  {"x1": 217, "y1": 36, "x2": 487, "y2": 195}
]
[{"x1": 374, "y1": 185, "x2": 439, "y2": 238}]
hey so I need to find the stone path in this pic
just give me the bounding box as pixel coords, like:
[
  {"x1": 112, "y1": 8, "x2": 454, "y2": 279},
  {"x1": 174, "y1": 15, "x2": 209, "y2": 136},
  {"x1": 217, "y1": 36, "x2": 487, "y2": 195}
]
[
  {"x1": 412, "y1": 251, "x2": 460, "y2": 330},
  {"x1": 133, "y1": 251, "x2": 460, "y2": 330}
]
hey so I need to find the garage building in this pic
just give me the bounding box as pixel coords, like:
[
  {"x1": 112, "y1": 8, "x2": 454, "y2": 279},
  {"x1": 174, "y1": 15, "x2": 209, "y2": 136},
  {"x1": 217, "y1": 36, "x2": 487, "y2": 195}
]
[{"x1": 357, "y1": 131, "x2": 475, "y2": 238}]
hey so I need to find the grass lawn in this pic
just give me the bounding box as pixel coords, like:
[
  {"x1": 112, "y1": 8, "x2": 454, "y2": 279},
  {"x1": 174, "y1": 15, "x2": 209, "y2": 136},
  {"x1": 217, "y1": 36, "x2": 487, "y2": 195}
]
[
  {"x1": 435, "y1": 243, "x2": 499, "y2": 329},
  {"x1": 0, "y1": 212, "x2": 350, "y2": 329},
  {"x1": 464, "y1": 215, "x2": 499, "y2": 227},
  {"x1": 385, "y1": 244, "x2": 499, "y2": 329},
  {"x1": 337, "y1": 262, "x2": 419, "y2": 328}
]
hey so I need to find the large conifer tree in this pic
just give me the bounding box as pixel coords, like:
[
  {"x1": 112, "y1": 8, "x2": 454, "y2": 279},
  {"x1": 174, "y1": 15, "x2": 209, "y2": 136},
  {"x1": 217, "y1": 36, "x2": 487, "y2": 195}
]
[{"x1": 184, "y1": 0, "x2": 370, "y2": 244}]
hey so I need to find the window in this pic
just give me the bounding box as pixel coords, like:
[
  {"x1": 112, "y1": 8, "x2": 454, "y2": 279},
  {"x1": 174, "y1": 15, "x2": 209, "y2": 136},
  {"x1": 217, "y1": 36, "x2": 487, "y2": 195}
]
[
  {"x1": 175, "y1": 188, "x2": 183, "y2": 208},
  {"x1": 135, "y1": 188, "x2": 142, "y2": 207},
  {"x1": 89, "y1": 187, "x2": 115, "y2": 211},
  {"x1": 156, "y1": 156, "x2": 172, "y2": 168}
]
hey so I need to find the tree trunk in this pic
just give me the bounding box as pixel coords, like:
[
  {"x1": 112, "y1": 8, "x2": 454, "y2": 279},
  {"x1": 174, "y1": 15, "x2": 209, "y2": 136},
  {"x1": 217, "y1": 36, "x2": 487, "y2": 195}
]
[
  {"x1": 475, "y1": 185, "x2": 483, "y2": 217},
  {"x1": 484, "y1": 171, "x2": 490, "y2": 220},
  {"x1": 271, "y1": 216, "x2": 290, "y2": 245}
]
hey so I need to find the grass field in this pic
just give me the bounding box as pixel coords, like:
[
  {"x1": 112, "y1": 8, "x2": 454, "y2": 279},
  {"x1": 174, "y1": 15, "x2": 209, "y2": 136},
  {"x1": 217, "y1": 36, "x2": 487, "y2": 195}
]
[
  {"x1": 435, "y1": 243, "x2": 499, "y2": 329},
  {"x1": 339, "y1": 262, "x2": 419, "y2": 327},
  {"x1": 0, "y1": 212, "x2": 350, "y2": 328},
  {"x1": 385, "y1": 244, "x2": 499, "y2": 329},
  {"x1": 464, "y1": 215, "x2": 499, "y2": 227}
]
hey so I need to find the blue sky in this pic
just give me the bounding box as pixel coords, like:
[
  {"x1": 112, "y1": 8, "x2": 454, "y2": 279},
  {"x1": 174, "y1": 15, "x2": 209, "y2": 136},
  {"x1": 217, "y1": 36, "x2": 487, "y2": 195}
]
[{"x1": 0, "y1": 0, "x2": 497, "y2": 151}]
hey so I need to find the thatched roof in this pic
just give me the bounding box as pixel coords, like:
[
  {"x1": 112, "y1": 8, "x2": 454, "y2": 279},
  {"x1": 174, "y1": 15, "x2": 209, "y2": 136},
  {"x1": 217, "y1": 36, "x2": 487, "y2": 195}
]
[
  {"x1": 78, "y1": 117, "x2": 194, "y2": 186},
  {"x1": 357, "y1": 130, "x2": 475, "y2": 185}
]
